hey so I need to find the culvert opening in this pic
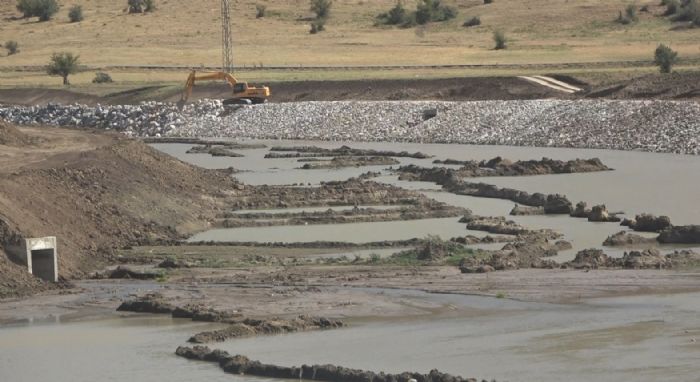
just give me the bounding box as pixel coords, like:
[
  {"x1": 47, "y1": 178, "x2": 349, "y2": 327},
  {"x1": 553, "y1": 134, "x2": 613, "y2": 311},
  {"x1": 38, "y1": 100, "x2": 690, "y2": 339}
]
[{"x1": 30, "y1": 248, "x2": 57, "y2": 282}]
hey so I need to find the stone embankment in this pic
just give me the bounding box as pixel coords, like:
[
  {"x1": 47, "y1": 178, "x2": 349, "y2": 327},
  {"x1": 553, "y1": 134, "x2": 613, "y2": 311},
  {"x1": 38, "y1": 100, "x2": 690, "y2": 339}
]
[
  {"x1": 2, "y1": 99, "x2": 699, "y2": 154},
  {"x1": 176, "y1": 345, "x2": 486, "y2": 382}
]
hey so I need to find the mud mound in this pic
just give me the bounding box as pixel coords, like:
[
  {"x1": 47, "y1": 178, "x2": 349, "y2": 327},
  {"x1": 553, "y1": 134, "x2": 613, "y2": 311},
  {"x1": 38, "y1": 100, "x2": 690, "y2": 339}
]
[
  {"x1": 0, "y1": 122, "x2": 37, "y2": 146},
  {"x1": 0, "y1": 129, "x2": 239, "y2": 297}
]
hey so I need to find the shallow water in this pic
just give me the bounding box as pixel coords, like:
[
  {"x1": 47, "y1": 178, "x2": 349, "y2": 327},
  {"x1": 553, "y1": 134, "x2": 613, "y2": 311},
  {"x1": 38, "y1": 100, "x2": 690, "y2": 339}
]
[
  {"x1": 0, "y1": 316, "x2": 256, "y2": 382},
  {"x1": 151, "y1": 140, "x2": 700, "y2": 225},
  {"x1": 2, "y1": 287, "x2": 698, "y2": 382},
  {"x1": 154, "y1": 140, "x2": 700, "y2": 259},
  {"x1": 217, "y1": 290, "x2": 700, "y2": 382},
  {"x1": 229, "y1": 205, "x2": 406, "y2": 214},
  {"x1": 188, "y1": 217, "x2": 481, "y2": 243}
]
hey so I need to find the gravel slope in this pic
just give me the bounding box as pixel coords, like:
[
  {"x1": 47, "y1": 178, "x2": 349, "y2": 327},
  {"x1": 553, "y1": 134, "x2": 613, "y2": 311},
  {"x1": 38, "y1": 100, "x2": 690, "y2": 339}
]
[{"x1": 1, "y1": 99, "x2": 698, "y2": 154}]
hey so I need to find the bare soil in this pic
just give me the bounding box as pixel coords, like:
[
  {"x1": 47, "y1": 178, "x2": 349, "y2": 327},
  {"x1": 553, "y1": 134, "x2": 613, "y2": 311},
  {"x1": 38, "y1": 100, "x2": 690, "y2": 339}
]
[
  {"x1": 0, "y1": 124, "x2": 238, "y2": 297},
  {"x1": 2, "y1": 71, "x2": 698, "y2": 107}
]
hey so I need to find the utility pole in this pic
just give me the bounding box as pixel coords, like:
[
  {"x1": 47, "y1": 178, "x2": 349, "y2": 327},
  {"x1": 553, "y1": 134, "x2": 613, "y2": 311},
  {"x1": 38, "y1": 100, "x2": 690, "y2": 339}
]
[{"x1": 221, "y1": 0, "x2": 233, "y2": 73}]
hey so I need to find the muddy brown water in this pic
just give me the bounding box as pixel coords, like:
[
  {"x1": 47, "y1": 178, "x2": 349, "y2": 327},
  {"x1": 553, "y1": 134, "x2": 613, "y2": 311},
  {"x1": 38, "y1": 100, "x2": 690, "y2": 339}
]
[
  {"x1": 4, "y1": 141, "x2": 695, "y2": 382},
  {"x1": 216, "y1": 290, "x2": 700, "y2": 382},
  {"x1": 150, "y1": 140, "x2": 700, "y2": 224},
  {"x1": 2, "y1": 289, "x2": 698, "y2": 382},
  {"x1": 155, "y1": 140, "x2": 700, "y2": 260},
  {"x1": 0, "y1": 316, "x2": 277, "y2": 382}
]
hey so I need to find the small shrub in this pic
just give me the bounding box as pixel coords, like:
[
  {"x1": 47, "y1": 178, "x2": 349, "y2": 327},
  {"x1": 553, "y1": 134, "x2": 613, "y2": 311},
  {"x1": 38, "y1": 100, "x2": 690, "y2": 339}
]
[
  {"x1": 484, "y1": 0, "x2": 493, "y2": 4},
  {"x1": 144, "y1": 0, "x2": 156, "y2": 12},
  {"x1": 654, "y1": 43, "x2": 678, "y2": 73},
  {"x1": 617, "y1": 4, "x2": 638, "y2": 24},
  {"x1": 493, "y1": 29, "x2": 506, "y2": 49},
  {"x1": 5, "y1": 41, "x2": 19, "y2": 55},
  {"x1": 128, "y1": 0, "x2": 155, "y2": 13},
  {"x1": 47, "y1": 52, "x2": 80, "y2": 85},
  {"x1": 92, "y1": 72, "x2": 113, "y2": 83},
  {"x1": 16, "y1": 0, "x2": 34, "y2": 18},
  {"x1": 36, "y1": 0, "x2": 58, "y2": 21},
  {"x1": 68, "y1": 5, "x2": 83, "y2": 22},
  {"x1": 664, "y1": 0, "x2": 680, "y2": 15},
  {"x1": 436, "y1": 4, "x2": 458, "y2": 21},
  {"x1": 378, "y1": 0, "x2": 456, "y2": 27},
  {"x1": 463, "y1": 16, "x2": 481, "y2": 27},
  {"x1": 674, "y1": 0, "x2": 700, "y2": 24},
  {"x1": 496, "y1": 291, "x2": 506, "y2": 299},
  {"x1": 377, "y1": 0, "x2": 407, "y2": 25},
  {"x1": 128, "y1": 0, "x2": 143, "y2": 13},
  {"x1": 255, "y1": 4, "x2": 266, "y2": 18},
  {"x1": 310, "y1": 0, "x2": 332, "y2": 19},
  {"x1": 16, "y1": 0, "x2": 59, "y2": 21}
]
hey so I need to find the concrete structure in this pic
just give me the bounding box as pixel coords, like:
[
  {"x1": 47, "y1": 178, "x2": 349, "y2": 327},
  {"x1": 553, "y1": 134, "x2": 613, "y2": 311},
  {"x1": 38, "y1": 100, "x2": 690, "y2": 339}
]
[{"x1": 6, "y1": 237, "x2": 58, "y2": 282}]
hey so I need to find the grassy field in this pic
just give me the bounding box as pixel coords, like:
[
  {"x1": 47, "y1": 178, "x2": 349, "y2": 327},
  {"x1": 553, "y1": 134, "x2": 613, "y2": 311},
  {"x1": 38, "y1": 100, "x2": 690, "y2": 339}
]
[{"x1": 1, "y1": 0, "x2": 699, "y2": 86}]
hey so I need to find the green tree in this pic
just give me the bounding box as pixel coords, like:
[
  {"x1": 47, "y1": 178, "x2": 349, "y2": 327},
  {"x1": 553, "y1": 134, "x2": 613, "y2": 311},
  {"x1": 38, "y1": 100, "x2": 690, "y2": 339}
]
[
  {"x1": 47, "y1": 52, "x2": 80, "y2": 85},
  {"x1": 16, "y1": 0, "x2": 59, "y2": 21},
  {"x1": 493, "y1": 30, "x2": 506, "y2": 50},
  {"x1": 654, "y1": 44, "x2": 678, "y2": 73},
  {"x1": 310, "y1": 0, "x2": 332, "y2": 19}
]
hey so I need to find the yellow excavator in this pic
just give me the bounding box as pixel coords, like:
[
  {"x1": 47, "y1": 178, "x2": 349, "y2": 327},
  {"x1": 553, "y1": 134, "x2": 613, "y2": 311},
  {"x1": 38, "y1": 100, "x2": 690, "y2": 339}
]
[{"x1": 180, "y1": 70, "x2": 270, "y2": 105}]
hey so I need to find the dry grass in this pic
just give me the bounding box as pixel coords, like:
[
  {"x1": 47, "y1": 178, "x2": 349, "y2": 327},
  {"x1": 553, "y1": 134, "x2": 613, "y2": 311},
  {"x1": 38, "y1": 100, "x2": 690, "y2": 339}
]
[{"x1": 0, "y1": 0, "x2": 699, "y2": 85}]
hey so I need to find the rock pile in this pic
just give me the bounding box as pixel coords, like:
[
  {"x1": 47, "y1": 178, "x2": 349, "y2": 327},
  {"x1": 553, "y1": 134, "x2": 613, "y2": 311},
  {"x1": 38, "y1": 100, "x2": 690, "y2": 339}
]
[
  {"x1": 0, "y1": 100, "x2": 221, "y2": 137},
  {"x1": 2, "y1": 99, "x2": 699, "y2": 154}
]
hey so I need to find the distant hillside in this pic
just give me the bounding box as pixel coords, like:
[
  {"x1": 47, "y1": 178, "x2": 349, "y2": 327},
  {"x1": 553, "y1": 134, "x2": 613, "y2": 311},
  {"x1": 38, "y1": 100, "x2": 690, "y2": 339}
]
[{"x1": 1, "y1": 0, "x2": 698, "y2": 70}]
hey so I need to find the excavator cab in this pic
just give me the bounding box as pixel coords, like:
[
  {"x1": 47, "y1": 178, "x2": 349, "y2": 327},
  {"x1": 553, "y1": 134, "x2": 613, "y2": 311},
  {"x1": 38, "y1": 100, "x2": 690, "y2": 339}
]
[{"x1": 232, "y1": 83, "x2": 248, "y2": 94}]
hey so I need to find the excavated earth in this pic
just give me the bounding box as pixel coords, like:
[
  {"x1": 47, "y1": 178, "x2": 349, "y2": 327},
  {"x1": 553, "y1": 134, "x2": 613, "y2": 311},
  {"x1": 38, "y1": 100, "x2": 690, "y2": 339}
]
[
  {"x1": 0, "y1": 122, "x2": 240, "y2": 297},
  {"x1": 0, "y1": 122, "x2": 464, "y2": 297}
]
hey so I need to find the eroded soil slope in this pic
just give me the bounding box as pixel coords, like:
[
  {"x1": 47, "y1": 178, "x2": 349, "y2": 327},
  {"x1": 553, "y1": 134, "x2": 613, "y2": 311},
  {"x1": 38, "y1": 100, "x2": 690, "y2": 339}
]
[{"x1": 0, "y1": 123, "x2": 237, "y2": 297}]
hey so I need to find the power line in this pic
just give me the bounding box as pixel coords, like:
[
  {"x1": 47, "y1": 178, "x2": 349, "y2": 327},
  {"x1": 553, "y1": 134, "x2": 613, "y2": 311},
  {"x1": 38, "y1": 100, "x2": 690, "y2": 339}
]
[{"x1": 221, "y1": 0, "x2": 233, "y2": 73}]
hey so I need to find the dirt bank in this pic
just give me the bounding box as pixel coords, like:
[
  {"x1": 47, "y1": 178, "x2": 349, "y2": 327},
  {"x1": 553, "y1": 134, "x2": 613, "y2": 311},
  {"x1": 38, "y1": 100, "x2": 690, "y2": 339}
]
[
  {"x1": 1, "y1": 72, "x2": 698, "y2": 107},
  {"x1": 0, "y1": 124, "x2": 238, "y2": 297},
  {"x1": 584, "y1": 72, "x2": 700, "y2": 100}
]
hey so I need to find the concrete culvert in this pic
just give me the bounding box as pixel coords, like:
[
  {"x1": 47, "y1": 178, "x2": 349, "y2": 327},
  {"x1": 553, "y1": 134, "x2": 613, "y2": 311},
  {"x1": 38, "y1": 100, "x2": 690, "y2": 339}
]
[{"x1": 6, "y1": 237, "x2": 59, "y2": 282}]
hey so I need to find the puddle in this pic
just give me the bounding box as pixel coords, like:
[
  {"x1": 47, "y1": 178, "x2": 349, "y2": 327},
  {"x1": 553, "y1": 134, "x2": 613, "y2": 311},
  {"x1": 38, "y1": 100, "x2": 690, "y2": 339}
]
[{"x1": 188, "y1": 217, "x2": 478, "y2": 243}]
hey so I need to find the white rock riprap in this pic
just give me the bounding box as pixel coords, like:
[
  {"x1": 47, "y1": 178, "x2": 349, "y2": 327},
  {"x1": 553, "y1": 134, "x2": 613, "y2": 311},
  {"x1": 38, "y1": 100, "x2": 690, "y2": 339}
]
[{"x1": 1, "y1": 99, "x2": 698, "y2": 154}]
